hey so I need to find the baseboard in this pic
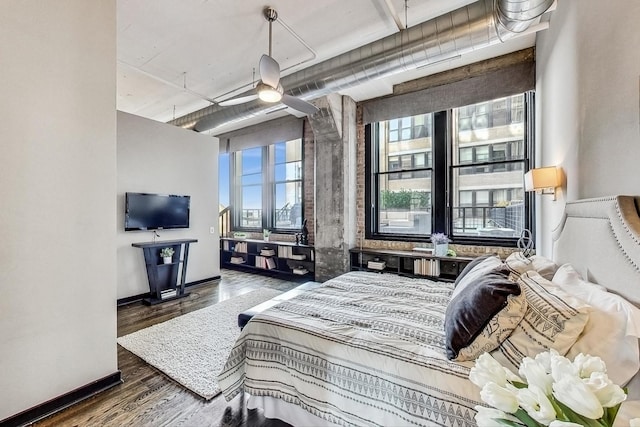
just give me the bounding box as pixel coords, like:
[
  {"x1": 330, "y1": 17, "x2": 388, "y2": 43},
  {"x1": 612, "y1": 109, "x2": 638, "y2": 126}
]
[
  {"x1": 0, "y1": 371, "x2": 122, "y2": 427},
  {"x1": 116, "y1": 275, "x2": 222, "y2": 306},
  {"x1": 186, "y1": 275, "x2": 221, "y2": 288}
]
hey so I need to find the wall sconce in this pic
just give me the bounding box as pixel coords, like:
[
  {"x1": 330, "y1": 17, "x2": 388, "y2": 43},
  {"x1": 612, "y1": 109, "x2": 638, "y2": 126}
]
[{"x1": 524, "y1": 166, "x2": 561, "y2": 200}]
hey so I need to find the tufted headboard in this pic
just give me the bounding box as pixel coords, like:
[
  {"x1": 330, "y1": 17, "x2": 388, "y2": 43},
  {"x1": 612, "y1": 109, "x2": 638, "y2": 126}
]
[{"x1": 551, "y1": 195, "x2": 640, "y2": 306}]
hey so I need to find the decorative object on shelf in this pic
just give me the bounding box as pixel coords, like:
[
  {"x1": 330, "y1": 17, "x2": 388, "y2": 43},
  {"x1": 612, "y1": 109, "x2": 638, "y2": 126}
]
[
  {"x1": 431, "y1": 232, "x2": 450, "y2": 257},
  {"x1": 446, "y1": 248, "x2": 457, "y2": 257},
  {"x1": 160, "y1": 247, "x2": 175, "y2": 264},
  {"x1": 470, "y1": 351, "x2": 632, "y2": 427},
  {"x1": 367, "y1": 258, "x2": 386, "y2": 271},
  {"x1": 263, "y1": 229, "x2": 271, "y2": 241},
  {"x1": 300, "y1": 219, "x2": 309, "y2": 245},
  {"x1": 517, "y1": 229, "x2": 534, "y2": 258}
]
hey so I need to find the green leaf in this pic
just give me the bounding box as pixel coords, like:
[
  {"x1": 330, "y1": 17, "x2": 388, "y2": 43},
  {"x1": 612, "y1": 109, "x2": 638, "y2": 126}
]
[
  {"x1": 553, "y1": 398, "x2": 607, "y2": 427},
  {"x1": 514, "y1": 408, "x2": 545, "y2": 427},
  {"x1": 603, "y1": 403, "x2": 621, "y2": 427},
  {"x1": 495, "y1": 419, "x2": 520, "y2": 427},
  {"x1": 511, "y1": 381, "x2": 529, "y2": 389}
]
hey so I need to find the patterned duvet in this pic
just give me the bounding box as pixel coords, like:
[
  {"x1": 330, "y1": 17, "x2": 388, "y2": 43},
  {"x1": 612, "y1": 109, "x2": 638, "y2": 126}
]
[{"x1": 218, "y1": 271, "x2": 482, "y2": 426}]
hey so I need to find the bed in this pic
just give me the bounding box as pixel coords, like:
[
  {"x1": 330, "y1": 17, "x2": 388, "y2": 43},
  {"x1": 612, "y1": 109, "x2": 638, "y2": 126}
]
[{"x1": 218, "y1": 195, "x2": 640, "y2": 426}]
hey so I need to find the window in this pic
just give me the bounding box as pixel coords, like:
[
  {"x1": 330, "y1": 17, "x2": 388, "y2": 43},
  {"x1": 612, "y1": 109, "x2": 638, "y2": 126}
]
[
  {"x1": 228, "y1": 138, "x2": 304, "y2": 231},
  {"x1": 273, "y1": 139, "x2": 303, "y2": 230},
  {"x1": 218, "y1": 152, "x2": 230, "y2": 208},
  {"x1": 372, "y1": 113, "x2": 434, "y2": 236},
  {"x1": 388, "y1": 114, "x2": 432, "y2": 142},
  {"x1": 236, "y1": 147, "x2": 263, "y2": 228},
  {"x1": 367, "y1": 93, "x2": 533, "y2": 246}
]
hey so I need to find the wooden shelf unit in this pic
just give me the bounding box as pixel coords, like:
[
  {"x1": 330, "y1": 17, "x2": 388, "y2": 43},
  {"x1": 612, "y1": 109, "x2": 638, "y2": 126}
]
[
  {"x1": 132, "y1": 239, "x2": 197, "y2": 305},
  {"x1": 349, "y1": 247, "x2": 473, "y2": 282},
  {"x1": 220, "y1": 237, "x2": 315, "y2": 281}
]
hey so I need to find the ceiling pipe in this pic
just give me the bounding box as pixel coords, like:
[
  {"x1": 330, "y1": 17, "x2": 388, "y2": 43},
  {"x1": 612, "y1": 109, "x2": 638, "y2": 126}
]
[{"x1": 169, "y1": 0, "x2": 554, "y2": 133}]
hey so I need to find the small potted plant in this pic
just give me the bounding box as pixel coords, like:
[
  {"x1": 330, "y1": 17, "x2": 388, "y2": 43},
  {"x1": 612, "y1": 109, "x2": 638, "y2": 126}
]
[
  {"x1": 431, "y1": 232, "x2": 450, "y2": 257},
  {"x1": 160, "y1": 247, "x2": 175, "y2": 264}
]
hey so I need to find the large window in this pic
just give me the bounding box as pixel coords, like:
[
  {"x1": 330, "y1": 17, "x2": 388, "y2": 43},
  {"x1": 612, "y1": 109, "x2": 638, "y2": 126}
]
[
  {"x1": 373, "y1": 113, "x2": 433, "y2": 236},
  {"x1": 229, "y1": 138, "x2": 304, "y2": 231},
  {"x1": 236, "y1": 147, "x2": 263, "y2": 228},
  {"x1": 367, "y1": 93, "x2": 533, "y2": 246},
  {"x1": 273, "y1": 140, "x2": 303, "y2": 230}
]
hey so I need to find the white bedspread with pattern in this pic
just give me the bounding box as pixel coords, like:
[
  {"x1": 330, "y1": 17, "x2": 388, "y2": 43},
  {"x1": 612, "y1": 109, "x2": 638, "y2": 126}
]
[{"x1": 218, "y1": 271, "x2": 482, "y2": 426}]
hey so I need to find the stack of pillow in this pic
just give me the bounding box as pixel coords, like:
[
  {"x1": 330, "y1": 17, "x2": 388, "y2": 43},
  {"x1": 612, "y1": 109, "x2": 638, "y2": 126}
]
[{"x1": 444, "y1": 252, "x2": 640, "y2": 387}]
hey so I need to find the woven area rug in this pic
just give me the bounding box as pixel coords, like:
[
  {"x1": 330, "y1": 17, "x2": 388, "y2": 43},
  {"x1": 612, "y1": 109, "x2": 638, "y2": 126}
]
[{"x1": 117, "y1": 287, "x2": 282, "y2": 400}]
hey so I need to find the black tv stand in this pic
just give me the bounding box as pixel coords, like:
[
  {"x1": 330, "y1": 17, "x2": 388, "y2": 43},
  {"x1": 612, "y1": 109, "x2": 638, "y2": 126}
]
[{"x1": 132, "y1": 239, "x2": 198, "y2": 305}]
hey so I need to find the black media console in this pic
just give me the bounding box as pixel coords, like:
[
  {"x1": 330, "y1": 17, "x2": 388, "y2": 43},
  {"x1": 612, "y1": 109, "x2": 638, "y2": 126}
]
[{"x1": 132, "y1": 239, "x2": 197, "y2": 305}]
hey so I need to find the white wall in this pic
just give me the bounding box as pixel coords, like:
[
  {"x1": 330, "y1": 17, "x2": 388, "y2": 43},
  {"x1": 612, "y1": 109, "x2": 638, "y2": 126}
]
[
  {"x1": 0, "y1": 0, "x2": 117, "y2": 420},
  {"x1": 535, "y1": 0, "x2": 640, "y2": 256},
  {"x1": 117, "y1": 111, "x2": 220, "y2": 299}
]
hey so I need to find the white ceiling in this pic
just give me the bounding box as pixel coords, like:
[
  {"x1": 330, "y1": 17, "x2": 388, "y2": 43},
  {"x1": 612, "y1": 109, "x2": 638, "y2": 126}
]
[{"x1": 117, "y1": 0, "x2": 536, "y2": 133}]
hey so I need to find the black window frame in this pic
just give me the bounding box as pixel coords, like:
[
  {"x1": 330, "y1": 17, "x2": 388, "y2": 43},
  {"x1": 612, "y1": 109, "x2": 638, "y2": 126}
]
[
  {"x1": 228, "y1": 139, "x2": 305, "y2": 234},
  {"x1": 365, "y1": 91, "x2": 535, "y2": 247}
]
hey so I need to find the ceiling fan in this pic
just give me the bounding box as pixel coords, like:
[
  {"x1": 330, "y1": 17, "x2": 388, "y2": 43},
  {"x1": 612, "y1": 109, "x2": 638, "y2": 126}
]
[{"x1": 217, "y1": 7, "x2": 319, "y2": 116}]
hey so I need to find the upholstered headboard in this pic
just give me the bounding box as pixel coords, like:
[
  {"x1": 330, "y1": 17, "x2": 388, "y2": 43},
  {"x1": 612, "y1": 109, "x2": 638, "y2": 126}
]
[{"x1": 551, "y1": 195, "x2": 640, "y2": 306}]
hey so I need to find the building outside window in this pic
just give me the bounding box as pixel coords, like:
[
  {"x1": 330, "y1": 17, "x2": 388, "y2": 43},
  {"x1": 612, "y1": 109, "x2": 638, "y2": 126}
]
[{"x1": 368, "y1": 93, "x2": 532, "y2": 245}]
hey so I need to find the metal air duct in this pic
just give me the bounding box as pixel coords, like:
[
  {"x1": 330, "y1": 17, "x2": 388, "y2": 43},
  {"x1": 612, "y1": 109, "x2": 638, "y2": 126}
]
[{"x1": 169, "y1": 0, "x2": 553, "y2": 133}]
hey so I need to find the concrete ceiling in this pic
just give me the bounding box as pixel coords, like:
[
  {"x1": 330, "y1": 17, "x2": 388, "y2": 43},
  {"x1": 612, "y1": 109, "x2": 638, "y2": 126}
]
[{"x1": 117, "y1": 0, "x2": 536, "y2": 134}]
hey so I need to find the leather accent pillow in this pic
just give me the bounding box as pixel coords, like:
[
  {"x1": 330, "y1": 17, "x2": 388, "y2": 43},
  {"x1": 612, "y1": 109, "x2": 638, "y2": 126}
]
[
  {"x1": 504, "y1": 252, "x2": 558, "y2": 280},
  {"x1": 454, "y1": 254, "x2": 493, "y2": 287},
  {"x1": 445, "y1": 269, "x2": 526, "y2": 361},
  {"x1": 450, "y1": 255, "x2": 504, "y2": 300},
  {"x1": 491, "y1": 270, "x2": 590, "y2": 371}
]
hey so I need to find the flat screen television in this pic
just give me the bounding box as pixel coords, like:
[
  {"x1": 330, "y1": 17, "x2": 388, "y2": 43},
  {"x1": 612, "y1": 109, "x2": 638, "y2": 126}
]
[{"x1": 125, "y1": 192, "x2": 190, "y2": 231}]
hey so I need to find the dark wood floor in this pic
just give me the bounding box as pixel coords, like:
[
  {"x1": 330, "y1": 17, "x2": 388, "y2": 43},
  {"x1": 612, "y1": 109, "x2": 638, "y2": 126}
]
[{"x1": 35, "y1": 269, "x2": 299, "y2": 427}]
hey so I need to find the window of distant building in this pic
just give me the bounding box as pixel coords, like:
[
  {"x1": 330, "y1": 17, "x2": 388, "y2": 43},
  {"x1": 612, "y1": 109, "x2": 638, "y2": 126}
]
[{"x1": 366, "y1": 92, "x2": 534, "y2": 246}]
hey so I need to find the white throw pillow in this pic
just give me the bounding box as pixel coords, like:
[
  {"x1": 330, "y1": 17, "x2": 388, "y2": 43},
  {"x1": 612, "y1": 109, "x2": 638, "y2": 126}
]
[
  {"x1": 492, "y1": 270, "x2": 590, "y2": 372},
  {"x1": 554, "y1": 263, "x2": 640, "y2": 386},
  {"x1": 504, "y1": 252, "x2": 558, "y2": 280}
]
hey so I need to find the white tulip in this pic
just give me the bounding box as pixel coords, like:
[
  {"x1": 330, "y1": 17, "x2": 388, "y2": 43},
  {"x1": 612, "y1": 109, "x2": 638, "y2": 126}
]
[
  {"x1": 549, "y1": 352, "x2": 578, "y2": 382},
  {"x1": 552, "y1": 375, "x2": 604, "y2": 419},
  {"x1": 630, "y1": 418, "x2": 640, "y2": 427},
  {"x1": 516, "y1": 385, "x2": 557, "y2": 425},
  {"x1": 474, "y1": 405, "x2": 519, "y2": 427},
  {"x1": 480, "y1": 382, "x2": 520, "y2": 414},
  {"x1": 470, "y1": 353, "x2": 508, "y2": 388},
  {"x1": 504, "y1": 366, "x2": 524, "y2": 384},
  {"x1": 573, "y1": 353, "x2": 607, "y2": 378},
  {"x1": 534, "y1": 349, "x2": 557, "y2": 373},
  {"x1": 584, "y1": 372, "x2": 627, "y2": 408},
  {"x1": 519, "y1": 357, "x2": 553, "y2": 395},
  {"x1": 549, "y1": 421, "x2": 583, "y2": 427}
]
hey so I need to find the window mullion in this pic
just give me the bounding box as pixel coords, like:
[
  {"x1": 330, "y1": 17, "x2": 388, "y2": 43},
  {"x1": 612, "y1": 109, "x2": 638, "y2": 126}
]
[
  {"x1": 263, "y1": 145, "x2": 271, "y2": 230},
  {"x1": 432, "y1": 111, "x2": 448, "y2": 235}
]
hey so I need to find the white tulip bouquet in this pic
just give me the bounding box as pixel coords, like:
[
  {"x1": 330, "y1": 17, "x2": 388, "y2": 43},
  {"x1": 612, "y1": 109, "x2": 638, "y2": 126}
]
[{"x1": 469, "y1": 350, "x2": 636, "y2": 427}]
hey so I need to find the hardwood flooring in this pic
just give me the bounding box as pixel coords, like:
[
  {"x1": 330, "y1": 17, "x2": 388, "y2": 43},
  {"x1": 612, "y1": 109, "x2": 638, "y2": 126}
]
[{"x1": 34, "y1": 270, "x2": 299, "y2": 427}]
